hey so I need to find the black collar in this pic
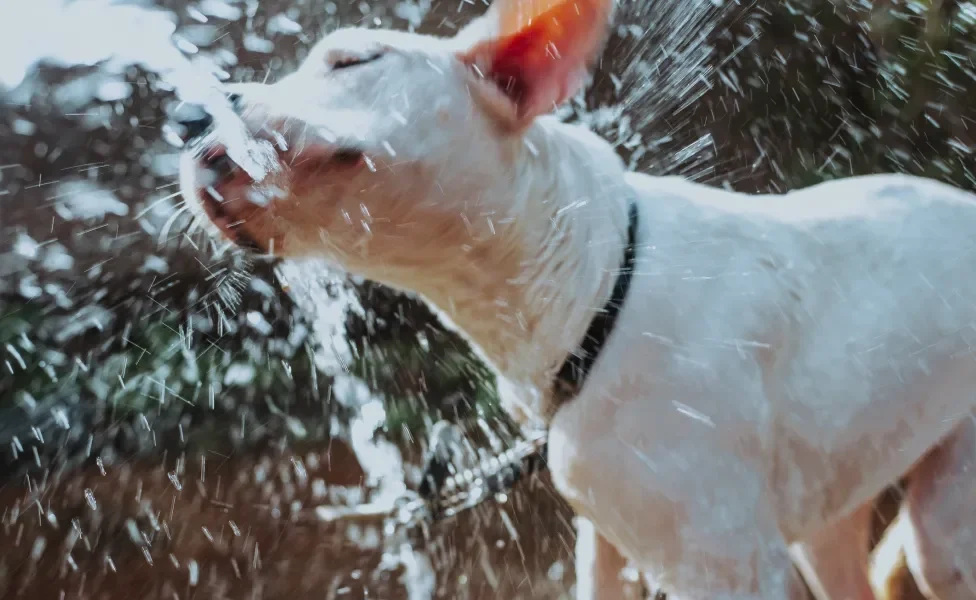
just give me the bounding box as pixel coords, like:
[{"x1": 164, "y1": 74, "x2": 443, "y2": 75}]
[{"x1": 552, "y1": 202, "x2": 639, "y2": 404}]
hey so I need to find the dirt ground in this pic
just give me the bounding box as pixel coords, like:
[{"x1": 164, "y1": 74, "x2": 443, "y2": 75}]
[
  {"x1": 0, "y1": 437, "x2": 589, "y2": 599},
  {"x1": 0, "y1": 433, "x2": 925, "y2": 599}
]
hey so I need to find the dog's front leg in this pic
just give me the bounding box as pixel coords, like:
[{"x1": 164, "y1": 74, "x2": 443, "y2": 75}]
[
  {"x1": 572, "y1": 474, "x2": 810, "y2": 600},
  {"x1": 791, "y1": 501, "x2": 877, "y2": 600},
  {"x1": 901, "y1": 412, "x2": 976, "y2": 599},
  {"x1": 549, "y1": 425, "x2": 809, "y2": 599},
  {"x1": 574, "y1": 516, "x2": 633, "y2": 599}
]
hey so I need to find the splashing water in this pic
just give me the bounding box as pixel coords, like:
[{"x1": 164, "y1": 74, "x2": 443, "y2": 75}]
[
  {"x1": 0, "y1": 0, "x2": 755, "y2": 596},
  {"x1": 0, "y1": 0, "x2": 277, "y2": 181},
  {"x1": 613, "y1": 0, "x2": 735, "y2": 178}
]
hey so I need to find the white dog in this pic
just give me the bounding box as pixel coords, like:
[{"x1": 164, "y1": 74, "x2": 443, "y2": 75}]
[{"x1": 177, "y1": 0, "x2": 976, "y2": 597}]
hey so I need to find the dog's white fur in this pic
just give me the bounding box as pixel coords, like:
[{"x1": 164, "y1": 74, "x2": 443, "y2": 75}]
[{"x1": 179, "y1": 2, "x2": 976, "y2": 598}]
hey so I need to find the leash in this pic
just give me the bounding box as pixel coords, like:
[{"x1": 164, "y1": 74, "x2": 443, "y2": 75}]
[
  {"x1": 312, "y1": 423, "x2": 663, "y2": 598},
  {"x1": 310, "y1": 423, "x2": 549, "y2": 533},
  {"x1": 415, "y1": 424, "x2": 549, "y2": 521}
]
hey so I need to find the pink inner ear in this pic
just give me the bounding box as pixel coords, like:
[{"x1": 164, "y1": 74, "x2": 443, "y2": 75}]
[{"x1": 466, "y1": 0, "x2": 612, "y2": 121}]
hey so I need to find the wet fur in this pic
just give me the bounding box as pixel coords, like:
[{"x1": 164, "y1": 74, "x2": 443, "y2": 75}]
[{"x1": 179, "y1": 8, "x2": 976, "y2": 600}]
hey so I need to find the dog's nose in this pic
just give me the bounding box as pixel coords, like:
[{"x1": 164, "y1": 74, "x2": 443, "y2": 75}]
[
  {"x1": 227, "y1": 93, "x2": 243, "y2": 113},
  {"x1": 177, "y1": 112, "x2": 214, "y2": 143},
  {"x1": 176, "y1": 94, "x2": 245, "y2": 143}
]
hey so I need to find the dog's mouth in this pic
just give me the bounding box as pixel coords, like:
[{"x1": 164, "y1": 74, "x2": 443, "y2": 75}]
[
  {"x1": 193, "y1": 146, "x2": 267, "y2": 253},
  {"x1": 184, "y1": 121, "x2": 370, "y2": 257}
]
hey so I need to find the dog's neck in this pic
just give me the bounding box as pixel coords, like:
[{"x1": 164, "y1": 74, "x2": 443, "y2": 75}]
[{"x1": 387, "y1": 118, "x2": 633, "y2": 419}]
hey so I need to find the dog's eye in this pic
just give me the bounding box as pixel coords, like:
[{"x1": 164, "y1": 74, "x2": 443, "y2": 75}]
[{"x1": 331, "y1": 53, "x2": 383, "y2": 71}]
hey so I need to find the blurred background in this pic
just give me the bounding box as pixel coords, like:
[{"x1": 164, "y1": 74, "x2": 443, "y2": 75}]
[{"x1": 1, "y1": 0, "x2": 974, "y2": 597}]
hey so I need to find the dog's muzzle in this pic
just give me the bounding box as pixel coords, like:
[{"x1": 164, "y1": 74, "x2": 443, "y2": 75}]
[
  {"x1": 174, "y1": 92, "x2": 246, "y2": 179},
  {"x1": 176, "y1": 93, "x2": 243, "y2": 143}
]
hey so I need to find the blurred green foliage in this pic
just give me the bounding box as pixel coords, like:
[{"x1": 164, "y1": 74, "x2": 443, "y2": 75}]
[
  {"x1": 4, "y1": 0, "x2": 976, "y2": 474},
  {"x1": 696, "y1": 0, "x2": 976, "y2": 192}
]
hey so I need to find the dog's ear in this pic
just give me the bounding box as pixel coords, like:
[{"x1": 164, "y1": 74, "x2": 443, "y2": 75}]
[{"x1": 457, "y1": 0, "x2": 615, "y2": 130}]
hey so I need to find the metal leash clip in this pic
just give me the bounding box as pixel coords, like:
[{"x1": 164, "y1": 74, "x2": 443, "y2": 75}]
[
  {"x1": 310, "y1": 422, "x2": 548, "y2": 538},
  {"x1": 417, "y1": 422, "x2": 549, "y2": 522}
]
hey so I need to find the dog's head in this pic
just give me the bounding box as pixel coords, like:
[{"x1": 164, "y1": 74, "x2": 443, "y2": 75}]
[{"x1": 178, "y1": 0, "x2": 616, "y2": 286}]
